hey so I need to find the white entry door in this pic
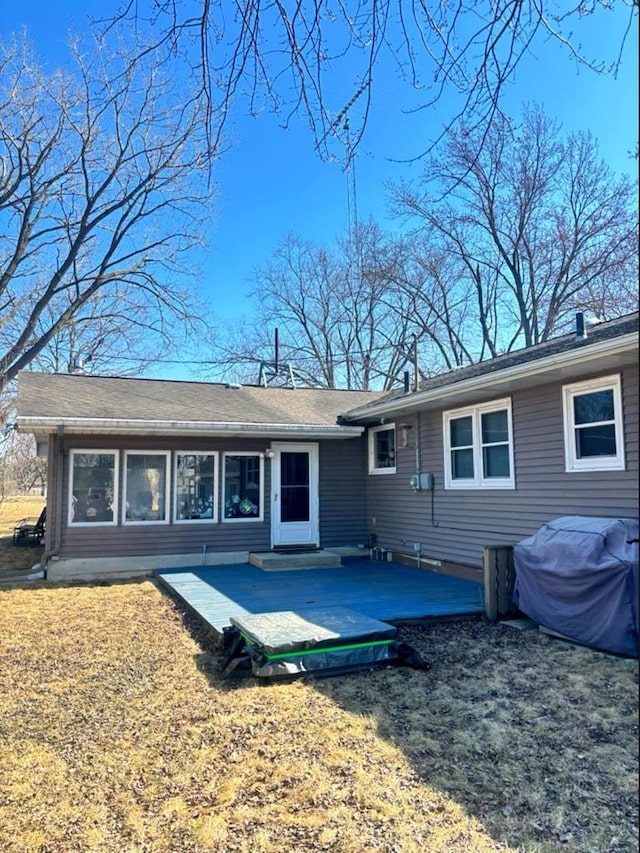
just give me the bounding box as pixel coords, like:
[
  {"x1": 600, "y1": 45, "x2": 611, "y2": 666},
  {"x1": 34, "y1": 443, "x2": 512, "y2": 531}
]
[{"x1": 270, "y1": 442, "x2": 319, "y2": 548}]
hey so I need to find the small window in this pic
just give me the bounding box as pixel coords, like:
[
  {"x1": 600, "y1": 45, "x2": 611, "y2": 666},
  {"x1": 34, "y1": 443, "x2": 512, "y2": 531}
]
[
  {"x1": 563, "y1": 375, "x2": 625, "y2": 472},
  {"x1": 222, "y1": 453, "x2": 264, "y2": 522},
  {"x1": 444, "y1": 399, "x2": 514, "y2": 489},
  {"x1": 368, "y1": 424, "x2": 396, "y2": 474},
  {"x1": 174, "y1": 453, "x2": 218, "y2": 523},
  {"x1": 69, "y1": 450, "x2": 118, "y2": 525},
  {"x1": 123, "y1": 451, "x2": 170, "y2": 524}
]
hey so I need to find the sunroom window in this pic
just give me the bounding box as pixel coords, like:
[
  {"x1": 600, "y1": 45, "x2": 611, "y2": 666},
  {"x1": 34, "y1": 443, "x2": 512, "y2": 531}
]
[
  {"x1": 223, "y1": 453, "x2": 263, "y2": 521},
  {"x1": 123, "y1": 451, "x2": 170, "y2": 524},
  {"x1": 69, "y1": 451, "x2": 118, "y2": 525},
  {"x1": 368, "y1": 424, "x2": 396, "y2": 474},
  {"x1": 563, "y1": 375, "x2": 625, "y2": 471},
  {"x1": 174, "y1": 453, "x2": 218, "y2": 522},
  {"x1": 444, "y1": 399, "x2": 514, "y2": 489}
]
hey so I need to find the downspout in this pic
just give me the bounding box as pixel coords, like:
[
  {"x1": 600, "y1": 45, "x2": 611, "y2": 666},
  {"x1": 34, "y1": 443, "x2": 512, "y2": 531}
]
[{"x1": 41, "y1": 426, "x2": 65, "y2": 572}]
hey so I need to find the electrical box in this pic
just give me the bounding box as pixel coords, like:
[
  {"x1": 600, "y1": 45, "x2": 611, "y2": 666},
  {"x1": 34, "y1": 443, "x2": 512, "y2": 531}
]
[{"x1": 409, "y1": 473, "x2": 434, "y2": 491}]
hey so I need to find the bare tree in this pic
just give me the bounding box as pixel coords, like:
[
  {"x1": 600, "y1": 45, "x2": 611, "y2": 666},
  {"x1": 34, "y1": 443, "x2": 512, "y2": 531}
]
[
  {"x1": 210, "y1": 224, "x2": 416, "y2": 389},
  {"x1": 391, "y1": 106, "x2": 638, "y2": 353},
  {"x1": 0, "y1": 34, "x2": 213, "y2": 392},
  {"x1": 102, "y1": 1, "x2": 638, "y2": 161}
]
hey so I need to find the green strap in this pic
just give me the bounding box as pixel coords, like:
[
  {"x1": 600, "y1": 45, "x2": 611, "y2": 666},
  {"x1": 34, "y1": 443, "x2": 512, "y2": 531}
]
[{"x1": 239, "y1": 632, "x2": 394, "y2": 661}]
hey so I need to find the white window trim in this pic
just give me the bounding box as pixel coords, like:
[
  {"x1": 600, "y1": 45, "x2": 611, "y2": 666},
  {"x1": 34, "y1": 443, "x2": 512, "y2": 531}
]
[
  {"x1": 222, "y1": 452, "x2": 265, "y2": 523},
  {"x1": 173, "y1": 451, "x2": 219, "y2": 524},
  {"x1": 122, "y1": 450, "x2": 171, "y2": 526},
  {"x1": 562, "y1": 374, "x2": 625, "y2": 472},
  {"x1": 68, "y1": 449, "x2": 119, "y2": 527},
  {"x1": 368, "y1": 423, "x2": 396, "y2": 475},
  {"x1": 443, "y1": 398, "x2": 515, "y2": 490}
]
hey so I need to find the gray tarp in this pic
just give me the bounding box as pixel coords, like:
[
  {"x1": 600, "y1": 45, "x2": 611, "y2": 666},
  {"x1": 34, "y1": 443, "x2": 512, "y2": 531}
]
[{"x1": 513, "y1": 516, "x2": 639, "y2": 657}]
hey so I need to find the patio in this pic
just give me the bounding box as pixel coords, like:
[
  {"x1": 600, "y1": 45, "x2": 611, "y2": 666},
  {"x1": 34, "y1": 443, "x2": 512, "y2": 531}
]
[{"x1": 154, "y1": 557, "x2": 485, "y2": 637}]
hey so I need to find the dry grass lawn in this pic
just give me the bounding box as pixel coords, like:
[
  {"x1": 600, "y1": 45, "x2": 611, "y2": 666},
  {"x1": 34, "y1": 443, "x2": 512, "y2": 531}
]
[
  {"x1": 0, "y1": 496, "x2": 45, "y2": 573},
  {"x1": 0, "y1": 579, "x2": 637, "y2": 853}
]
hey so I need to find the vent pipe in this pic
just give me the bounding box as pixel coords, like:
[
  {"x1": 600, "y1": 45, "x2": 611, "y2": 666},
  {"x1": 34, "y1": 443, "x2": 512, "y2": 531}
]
[
  {"x1": 403, "y1": 371, "x2": 410, "y2": 394},
  {"x1": 575, "y1": 312, "x2": 587, "y2": 341}
]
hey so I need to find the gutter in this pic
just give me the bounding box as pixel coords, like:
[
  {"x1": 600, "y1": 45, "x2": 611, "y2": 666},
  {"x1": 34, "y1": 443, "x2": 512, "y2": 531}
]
[
  {"x1": 343, "y1": 333, "x2": 638, "y2": 422},
  {"x1": 16, "y1": 418, "x2": 364, "y2": 439}
]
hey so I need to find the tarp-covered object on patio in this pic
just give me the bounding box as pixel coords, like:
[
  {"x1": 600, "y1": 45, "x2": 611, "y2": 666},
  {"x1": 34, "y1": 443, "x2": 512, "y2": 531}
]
[
  {"x1": 220, "y1": 606, "x2": 429, "y2": 679},
  {"x1": 513, "y1": 517, "x2": 639, "y2": 656}
]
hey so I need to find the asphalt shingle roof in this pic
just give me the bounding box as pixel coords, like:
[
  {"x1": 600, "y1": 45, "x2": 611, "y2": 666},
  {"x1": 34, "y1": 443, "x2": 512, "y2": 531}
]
[
  {"x1": 342, "y1": 313, "x2": 639, "y2": 418},
  {"x1": 17, "y1": 372, "x2": 384, "y2": 426}
]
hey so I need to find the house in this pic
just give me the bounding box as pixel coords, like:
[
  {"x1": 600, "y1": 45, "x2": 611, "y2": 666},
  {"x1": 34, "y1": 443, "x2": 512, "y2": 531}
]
[{"x1": 16, "y1": 313, "x2": 639, "y2": 581}]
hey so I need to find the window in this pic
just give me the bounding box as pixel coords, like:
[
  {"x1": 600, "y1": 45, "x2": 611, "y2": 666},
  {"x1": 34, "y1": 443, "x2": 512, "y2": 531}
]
[
  {"x1": 563, "y1": 375, "x2": 625, "y2": 471},
  {"x1": 223, "y1": 453, "x2": 264, "y2": 521},
  {"x1": 123, "y1": 451, "x2": 170, "y2": 524},
  {"x1": 174, "y1": 453, "x2": 218, "y2": 523},
  {"x1": 368, "y1": 424, "x2": 396, "y2": 474},
  {"x1": 444, "y1": 399, "x2": 514, "y2": 489},
  {"x1": 69, "y1": 451, "x2": 118, "y2": 525}
]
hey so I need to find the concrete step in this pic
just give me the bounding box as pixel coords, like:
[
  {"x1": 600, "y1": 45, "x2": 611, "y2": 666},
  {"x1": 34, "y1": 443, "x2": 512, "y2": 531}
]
[{"x1": 249, "y1": 549, "x2": 343, "y2": 571}]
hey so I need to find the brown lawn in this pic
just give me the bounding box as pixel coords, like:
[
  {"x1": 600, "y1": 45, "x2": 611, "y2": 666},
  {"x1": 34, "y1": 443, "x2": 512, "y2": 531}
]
[
  {"x1": 0, "y1": 496, "x2": 46, "y2": 573},
  {"x1": 0, "y1": 579, "x2": 637, "y2": 853}
]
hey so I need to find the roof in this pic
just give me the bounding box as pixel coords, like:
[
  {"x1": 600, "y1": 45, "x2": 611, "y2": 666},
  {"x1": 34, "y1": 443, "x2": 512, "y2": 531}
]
[
  {"x1": 16, "y1": 373, "x2": 384, "y2": 438},
  {"x1": 342, "y1": 313, "x2": 639, "y2": 422},
  {"x1": 16, "y1": 313, "x2": 639, "y2": 435}
]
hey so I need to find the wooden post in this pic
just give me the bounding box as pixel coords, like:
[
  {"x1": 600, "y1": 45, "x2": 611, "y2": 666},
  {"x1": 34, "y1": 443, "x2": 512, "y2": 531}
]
[{"x1": 483, "y1": 544, "x2": 516, "y2": 621}]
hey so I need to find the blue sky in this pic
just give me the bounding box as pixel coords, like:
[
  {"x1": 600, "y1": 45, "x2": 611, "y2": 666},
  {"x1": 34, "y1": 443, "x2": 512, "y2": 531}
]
[{"x1": 3, "y1": 2, "x2": 638, "y2": 380}]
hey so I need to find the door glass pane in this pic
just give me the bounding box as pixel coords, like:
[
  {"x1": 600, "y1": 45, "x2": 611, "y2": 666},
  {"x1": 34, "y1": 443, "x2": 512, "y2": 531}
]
[
  {"x1": 573, "y1": 390, "x2": 614, "y2": 425},
  {"x1": 452, "y1": 447, "x2": 474, "y2": 479},
  {"x1": 481, "y1": 410, "x2": 508, "y2": 444},
  {"x1": 483, "y1": 444, "x2": 510, "y2": 478},
  {"x1": 576, "y1": 425, "x2": 616, "y2": 458},
  {"x1": 450, "y1": 416, "x2": 473, "y2": 448},
  {"x1": 281, "y1": 452, "x2": 310, "y2": 523}
]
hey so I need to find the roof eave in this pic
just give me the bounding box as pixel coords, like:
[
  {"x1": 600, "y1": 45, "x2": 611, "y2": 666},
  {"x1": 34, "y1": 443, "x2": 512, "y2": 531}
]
[
  {"x1": 342, "y1": 333, "x2": 639, "y2": 422},
  {"x1": 16, "y1": 417, "x2": 364, "y2": 440}
]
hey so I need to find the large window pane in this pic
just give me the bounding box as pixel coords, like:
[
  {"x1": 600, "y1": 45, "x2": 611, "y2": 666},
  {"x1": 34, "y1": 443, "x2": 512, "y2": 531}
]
[
  {"x1": 375, "y1": 428, "x2": 395, "y2": 468},
  {"x1": 125, "y1": 453, "x2": 168, "y2": 522},
  {"x1": 452, "y1": 448, "x2": 474, "y2": 479},
  {"x1": 573, "y1": 390, "x2": 614, "y2": 425},
  {"x1": 224, "y1": 455, "x2": 261, "y2": 519},
  {"x1": 70, "y1": 452, "x2": 116, "y2": 523},
  {"x1": 450, "y1": 416, "x2": 473, "y2": 448},
  {"x1": 576, "y1": 425, "x2": 617, "y2": 458},
  {"x1": 483, "y1": 444, "x2": 510, "y2": 478},
  {"x1": 481, "y1": 410, "x2": 508, "y2": 444},
  {"x1": 175, "y1": 454, "x2": 216, "y2": 521}
]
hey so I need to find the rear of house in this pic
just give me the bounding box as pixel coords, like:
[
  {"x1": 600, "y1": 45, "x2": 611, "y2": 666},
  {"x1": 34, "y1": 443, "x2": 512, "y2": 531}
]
[
  {"x1": 15, "y1": 312, "x2": 639, "y2": 582},
  {"x1": 17, "y1": 377, "x2": 378, "y2": 580},
  {"x1": 344, "y1": 314, "x2": 639, "y2": 570}
]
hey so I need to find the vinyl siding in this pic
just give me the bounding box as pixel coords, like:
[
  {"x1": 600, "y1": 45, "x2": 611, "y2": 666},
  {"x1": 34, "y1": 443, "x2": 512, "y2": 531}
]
[
  {"x1": 318, "y1": 436, "x2": 368, "y2": 546},
  {"x1": 365, "y1": 363, "x2": 639, "y2": 568},
  {"x1": 56, "y1": 434, "x2": 367, "y2": 561}
]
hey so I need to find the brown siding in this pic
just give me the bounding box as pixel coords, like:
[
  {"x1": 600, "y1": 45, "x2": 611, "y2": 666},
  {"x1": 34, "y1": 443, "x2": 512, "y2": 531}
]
[
  {"x1": 365, "y1": 364, "x2": 639, "y2": 568},
  {"x1": 56, "y1": 434, "x2": 367, "y2": 561}
]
